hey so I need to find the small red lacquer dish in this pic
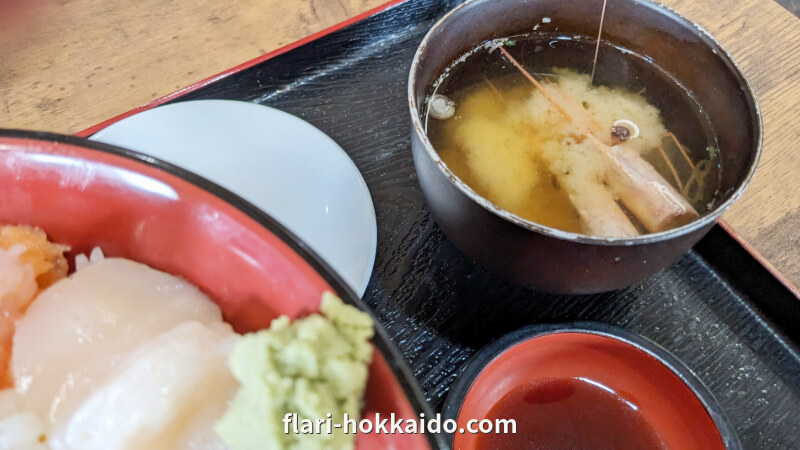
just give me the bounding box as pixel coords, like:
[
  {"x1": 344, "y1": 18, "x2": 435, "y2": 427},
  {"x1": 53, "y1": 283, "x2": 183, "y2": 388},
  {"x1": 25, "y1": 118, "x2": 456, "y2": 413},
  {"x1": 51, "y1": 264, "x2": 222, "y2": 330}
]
[{"x1": 443, "y1": 323, "x2": 739, "y2": 450}]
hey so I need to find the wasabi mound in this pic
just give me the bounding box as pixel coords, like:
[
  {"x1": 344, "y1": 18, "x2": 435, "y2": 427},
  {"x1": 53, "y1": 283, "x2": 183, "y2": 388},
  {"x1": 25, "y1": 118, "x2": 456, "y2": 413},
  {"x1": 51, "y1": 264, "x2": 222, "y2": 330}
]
[{"x1": 216, "y1": 292, "x2": 374, "y2": 450}]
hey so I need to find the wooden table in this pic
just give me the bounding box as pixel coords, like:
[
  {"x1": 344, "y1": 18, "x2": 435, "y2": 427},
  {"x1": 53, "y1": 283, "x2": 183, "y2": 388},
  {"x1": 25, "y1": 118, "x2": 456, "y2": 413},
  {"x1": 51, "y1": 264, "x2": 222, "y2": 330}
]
[{"x1": 1, "y1": 0, "x2": 799, "y2": 289}]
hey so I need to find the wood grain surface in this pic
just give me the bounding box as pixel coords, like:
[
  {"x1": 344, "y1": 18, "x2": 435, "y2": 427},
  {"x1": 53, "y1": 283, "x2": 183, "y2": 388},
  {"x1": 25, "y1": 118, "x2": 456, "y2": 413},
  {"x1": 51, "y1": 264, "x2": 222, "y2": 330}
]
[
  {"x1": 0, "y1": 0, "x2": 799, "y2": 287},
  {"x1": 0, "y1": 0, "x2": 386, "y2": 132},
  {"x1": 659, "y1": 0, "x2": 800, "y2": 287}
]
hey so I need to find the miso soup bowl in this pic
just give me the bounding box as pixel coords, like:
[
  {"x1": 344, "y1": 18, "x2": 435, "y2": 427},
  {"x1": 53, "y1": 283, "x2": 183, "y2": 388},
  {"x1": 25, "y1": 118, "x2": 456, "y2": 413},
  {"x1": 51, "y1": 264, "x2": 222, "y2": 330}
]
[{"x1": 408, "y1": 0, "x2": 762, "y2": 293}]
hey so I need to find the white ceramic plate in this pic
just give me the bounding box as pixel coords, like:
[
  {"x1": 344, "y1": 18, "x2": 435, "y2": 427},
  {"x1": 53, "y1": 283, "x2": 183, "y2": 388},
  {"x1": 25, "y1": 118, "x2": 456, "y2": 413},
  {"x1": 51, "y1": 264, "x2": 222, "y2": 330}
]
[{"x1": 91, "y1": 99, "x2": 377, "y2": 296}]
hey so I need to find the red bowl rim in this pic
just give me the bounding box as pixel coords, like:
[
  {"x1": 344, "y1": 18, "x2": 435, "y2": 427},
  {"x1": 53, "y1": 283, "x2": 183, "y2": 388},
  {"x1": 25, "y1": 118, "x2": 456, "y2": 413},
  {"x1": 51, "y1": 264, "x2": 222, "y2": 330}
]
[
  {"x1": 441, "y1": 322, "x2": 740, "y2": 449},
  {"x1": 0, "y1": 127, "x2": 446, "y2": 450}
]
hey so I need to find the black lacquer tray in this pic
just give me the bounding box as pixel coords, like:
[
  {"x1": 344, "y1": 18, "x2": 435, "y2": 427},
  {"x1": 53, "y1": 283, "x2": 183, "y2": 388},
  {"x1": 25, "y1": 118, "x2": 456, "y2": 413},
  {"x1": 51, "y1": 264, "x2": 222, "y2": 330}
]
[{"x1": 86, "y1": 1, "x2": 800, "y2": 447}]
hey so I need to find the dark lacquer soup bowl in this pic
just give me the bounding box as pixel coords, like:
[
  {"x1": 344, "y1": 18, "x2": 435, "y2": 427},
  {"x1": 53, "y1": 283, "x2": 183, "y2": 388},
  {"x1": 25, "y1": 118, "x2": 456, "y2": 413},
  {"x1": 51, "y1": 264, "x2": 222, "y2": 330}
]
[
  {"x1": 408, "y1": 0, "x2": 761, "y2": 293},
  {"x1": 0, "y1": 129, "x2": 442, "y2": 450}
]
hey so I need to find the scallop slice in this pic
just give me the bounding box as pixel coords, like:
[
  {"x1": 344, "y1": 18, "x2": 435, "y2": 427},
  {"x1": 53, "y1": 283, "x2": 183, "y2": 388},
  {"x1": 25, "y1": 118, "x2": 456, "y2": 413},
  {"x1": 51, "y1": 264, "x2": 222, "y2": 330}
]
[
  {"x1": 56, "y1": 321, "x2": 238, "y2": 450},
  {"x1": 173, "y1": 385, "x2": 237, "y2": 450},
  {"x1": 11, "y1": 258, "x2": 225, "y2": 432}
]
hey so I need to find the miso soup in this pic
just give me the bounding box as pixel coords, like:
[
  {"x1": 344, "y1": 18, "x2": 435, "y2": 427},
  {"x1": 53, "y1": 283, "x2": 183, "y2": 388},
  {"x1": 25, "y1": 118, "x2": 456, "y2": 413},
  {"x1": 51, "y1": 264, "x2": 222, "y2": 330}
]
[{"x1": 424, "y1": 34, "x2": 721, "y2": 237}]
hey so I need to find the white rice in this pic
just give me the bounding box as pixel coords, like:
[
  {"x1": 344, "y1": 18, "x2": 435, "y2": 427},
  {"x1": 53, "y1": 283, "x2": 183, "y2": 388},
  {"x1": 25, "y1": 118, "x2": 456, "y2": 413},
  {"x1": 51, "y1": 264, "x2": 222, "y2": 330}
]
[{"x1": 74, "y1": 247, "x2": 105, "y2": 272}]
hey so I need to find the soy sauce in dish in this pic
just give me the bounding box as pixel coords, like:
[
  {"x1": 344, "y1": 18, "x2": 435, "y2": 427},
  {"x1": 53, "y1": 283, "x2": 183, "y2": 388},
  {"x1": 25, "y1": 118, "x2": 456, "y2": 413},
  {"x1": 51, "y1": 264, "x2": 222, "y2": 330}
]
[{"x1": 475, "y1": 377, "x2": 667, "y2": 450}]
